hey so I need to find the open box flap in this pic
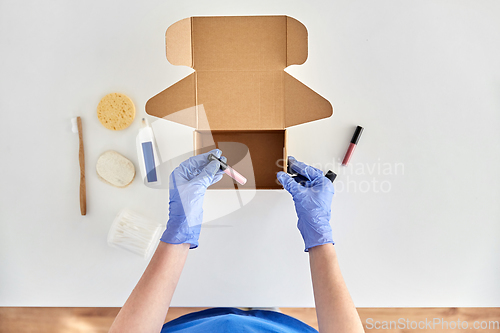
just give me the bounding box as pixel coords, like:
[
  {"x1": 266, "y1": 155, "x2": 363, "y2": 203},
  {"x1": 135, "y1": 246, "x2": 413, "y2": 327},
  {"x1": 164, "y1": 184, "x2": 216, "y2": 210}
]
[
  {"x1": 145, "y1": 73, "x2": 196, "y2": 127},
  {"x1": 166, "y1": 17, "x2": 192, "y2": 67},
  {"x1": 166, "y1": 16, "x2": 308, "y2": 71},
  {"x1": 146, "y1": 15, "x2": 331, "y2": 130},
  {"x1": 286, "y1": 16, "x2": 308, "y2": 67},
  {"x1": 284, "y1": 72, "x2": 333, "y2": 127}
]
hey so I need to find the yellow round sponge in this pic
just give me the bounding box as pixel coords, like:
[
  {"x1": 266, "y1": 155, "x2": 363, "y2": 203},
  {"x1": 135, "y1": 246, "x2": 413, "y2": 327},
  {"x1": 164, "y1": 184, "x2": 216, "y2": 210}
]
[{"x1": 97, "y1": 93, "x2": 135, "y2": 130}]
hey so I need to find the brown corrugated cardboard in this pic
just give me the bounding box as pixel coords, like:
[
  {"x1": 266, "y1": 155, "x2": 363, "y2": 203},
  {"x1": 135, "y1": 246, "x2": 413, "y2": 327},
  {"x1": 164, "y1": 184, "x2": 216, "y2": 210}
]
[{"x1": 146, "y1": 15, "x2": 332, "y2": 189}]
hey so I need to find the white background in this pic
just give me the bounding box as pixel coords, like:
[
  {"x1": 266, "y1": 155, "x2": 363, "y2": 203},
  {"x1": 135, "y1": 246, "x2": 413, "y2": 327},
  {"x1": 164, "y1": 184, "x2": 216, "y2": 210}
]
[{"x1": 1, "y1": 0, "x2": 499, "y2": 307}]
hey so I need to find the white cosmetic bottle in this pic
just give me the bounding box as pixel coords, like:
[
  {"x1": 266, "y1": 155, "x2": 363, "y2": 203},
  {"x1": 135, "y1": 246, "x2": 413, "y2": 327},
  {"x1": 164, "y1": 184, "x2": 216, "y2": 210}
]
[{"x1": 137, "y1": 118, "x2": 161, "y2": 186}]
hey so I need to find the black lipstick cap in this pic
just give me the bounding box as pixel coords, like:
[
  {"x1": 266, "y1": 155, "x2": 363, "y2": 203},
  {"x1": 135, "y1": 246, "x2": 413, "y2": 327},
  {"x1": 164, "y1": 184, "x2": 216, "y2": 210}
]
[
  {"x1": 208, "y1": 153, "x2": 227, "y2": 171},
  {"x1": 350, "y1": 126, "x2": 364, "y2": 144}
]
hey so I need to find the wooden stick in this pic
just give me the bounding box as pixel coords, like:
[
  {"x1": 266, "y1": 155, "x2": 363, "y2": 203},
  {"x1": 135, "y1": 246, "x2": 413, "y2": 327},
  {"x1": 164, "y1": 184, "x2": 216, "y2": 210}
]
[{"x1": 77, "y1": 117, "x2": 86, "y2": 215}]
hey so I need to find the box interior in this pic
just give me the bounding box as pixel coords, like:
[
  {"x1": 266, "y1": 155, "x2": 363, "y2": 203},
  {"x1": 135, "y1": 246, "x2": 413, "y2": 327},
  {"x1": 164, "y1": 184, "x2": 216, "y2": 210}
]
[{"x1": 195, "y1": 130, "x2": 285, "y2": 189}]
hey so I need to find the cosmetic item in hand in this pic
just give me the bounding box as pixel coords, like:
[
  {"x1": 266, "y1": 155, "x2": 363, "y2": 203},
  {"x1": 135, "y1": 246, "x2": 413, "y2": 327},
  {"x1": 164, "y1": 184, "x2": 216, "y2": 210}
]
[
  {"x1": 207, "y1": 153, "x2": 247, "y2": 185},
  {"x1": 287, "y1": 157, "x2": 336, "y2": 187}
]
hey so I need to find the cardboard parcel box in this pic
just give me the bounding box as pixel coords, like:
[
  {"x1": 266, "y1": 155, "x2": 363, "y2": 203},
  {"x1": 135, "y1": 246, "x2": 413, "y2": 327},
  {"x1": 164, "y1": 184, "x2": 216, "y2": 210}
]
[{"x1": 146, "y1": 16, "x2": 332, "y2": 189}]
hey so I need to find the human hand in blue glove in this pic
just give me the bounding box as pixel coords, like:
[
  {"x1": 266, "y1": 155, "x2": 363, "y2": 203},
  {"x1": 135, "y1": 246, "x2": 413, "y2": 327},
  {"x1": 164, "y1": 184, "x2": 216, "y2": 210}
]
[
  {"x1": 277, "y1": 156, "x2": 335, "y2": 252},
  {"x1": 160, "y1": 149, "x2": 226, "y2": 249}
]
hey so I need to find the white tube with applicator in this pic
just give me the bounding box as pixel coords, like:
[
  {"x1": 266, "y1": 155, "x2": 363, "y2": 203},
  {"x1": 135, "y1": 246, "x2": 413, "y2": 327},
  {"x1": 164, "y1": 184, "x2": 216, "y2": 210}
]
[{"x1": 136, "y1": 118, "x2": 161, "y2": 186}]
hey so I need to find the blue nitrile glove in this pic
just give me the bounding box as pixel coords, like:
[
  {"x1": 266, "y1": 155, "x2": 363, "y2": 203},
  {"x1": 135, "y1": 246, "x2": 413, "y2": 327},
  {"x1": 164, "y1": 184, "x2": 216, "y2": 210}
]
[
  {"x1": 160, "y1": 149, "x2": 226, "y2": 249},
  {"x1": 277, "y1": 156, "x2": 335, "y2": 252}
]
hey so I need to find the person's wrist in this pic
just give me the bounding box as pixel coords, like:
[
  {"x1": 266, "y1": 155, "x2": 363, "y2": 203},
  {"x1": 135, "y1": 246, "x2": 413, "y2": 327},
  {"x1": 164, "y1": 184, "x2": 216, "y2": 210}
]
[
  {"x1": 305, "y1": 239, "x2": 334, "y2": 252},
  {"x1": 160, "y1": 242, "x2": 190, "y2": 251},
  {"x1": 160, "y1": 233, "x2": 199, "y2": 249},
  {"x1": 307, "y1": 243, "x2": 335, "y2": 254}
]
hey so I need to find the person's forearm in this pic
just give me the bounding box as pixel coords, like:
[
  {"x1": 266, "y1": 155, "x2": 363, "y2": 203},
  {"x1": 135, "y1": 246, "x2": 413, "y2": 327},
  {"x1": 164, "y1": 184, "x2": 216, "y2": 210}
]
[
  {"x1": 309, "y1": 244, "x2": 364, "y2": 333},
  {"x1": 109, "y1": 242, "x2": 190, "y2": 333}
]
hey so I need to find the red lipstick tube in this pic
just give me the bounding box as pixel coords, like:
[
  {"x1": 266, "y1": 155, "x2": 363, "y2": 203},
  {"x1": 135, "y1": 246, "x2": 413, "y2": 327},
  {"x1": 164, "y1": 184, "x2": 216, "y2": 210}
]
[{"x1": 342, "y1": 126, "x2": 363, "y2": 166}]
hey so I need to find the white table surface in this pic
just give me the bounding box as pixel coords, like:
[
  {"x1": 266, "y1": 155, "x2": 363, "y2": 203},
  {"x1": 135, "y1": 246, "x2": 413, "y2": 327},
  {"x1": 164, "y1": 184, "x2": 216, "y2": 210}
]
[{"x1": 1, "y1": 0, "x2": 499, "y2": 307}]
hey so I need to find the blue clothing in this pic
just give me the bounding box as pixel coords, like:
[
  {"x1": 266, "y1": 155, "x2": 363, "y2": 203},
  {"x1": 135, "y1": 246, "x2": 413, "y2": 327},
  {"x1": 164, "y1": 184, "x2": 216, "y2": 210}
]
[{"x1": 161, "y1": 307, "x2": 318, "y2": 332}]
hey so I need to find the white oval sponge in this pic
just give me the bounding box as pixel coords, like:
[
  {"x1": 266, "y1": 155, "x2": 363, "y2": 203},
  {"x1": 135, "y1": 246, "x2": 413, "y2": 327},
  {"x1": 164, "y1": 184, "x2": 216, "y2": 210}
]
[{"x1": 96, "y1": 151, "x2": 135, "y2": 188}]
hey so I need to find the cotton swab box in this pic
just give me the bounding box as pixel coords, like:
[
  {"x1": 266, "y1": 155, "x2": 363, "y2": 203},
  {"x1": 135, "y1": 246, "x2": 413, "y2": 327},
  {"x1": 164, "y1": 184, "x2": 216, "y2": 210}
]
[{"x1": 107, "y1": 209, "x2": 164, "y2": 259}]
